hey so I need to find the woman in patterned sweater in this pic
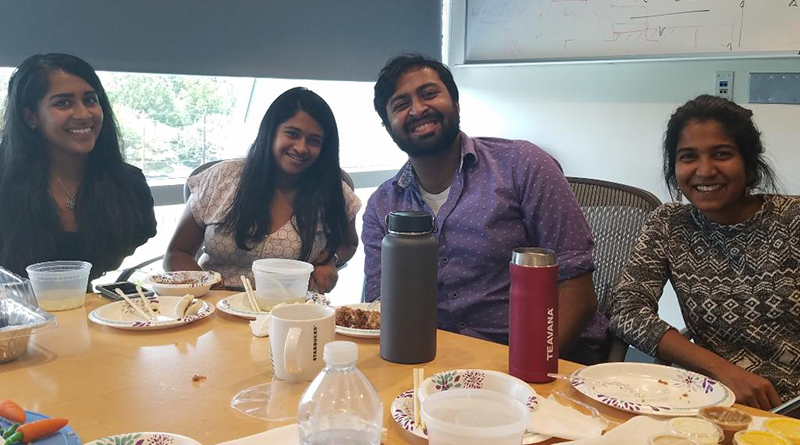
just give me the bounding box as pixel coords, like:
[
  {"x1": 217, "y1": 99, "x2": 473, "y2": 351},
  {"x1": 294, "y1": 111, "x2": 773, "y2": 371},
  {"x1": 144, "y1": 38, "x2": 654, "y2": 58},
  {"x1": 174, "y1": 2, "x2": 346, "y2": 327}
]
[{"x1": 609, "y1": 95, "x2": 799, "y2": 410}]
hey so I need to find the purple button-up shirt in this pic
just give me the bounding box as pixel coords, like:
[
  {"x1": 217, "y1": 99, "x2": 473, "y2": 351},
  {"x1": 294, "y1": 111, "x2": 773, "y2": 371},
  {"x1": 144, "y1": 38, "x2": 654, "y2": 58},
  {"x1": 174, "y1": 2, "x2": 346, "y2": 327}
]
[{"x1": 362, "y1": 133, "x2": 595, "y2": 344}]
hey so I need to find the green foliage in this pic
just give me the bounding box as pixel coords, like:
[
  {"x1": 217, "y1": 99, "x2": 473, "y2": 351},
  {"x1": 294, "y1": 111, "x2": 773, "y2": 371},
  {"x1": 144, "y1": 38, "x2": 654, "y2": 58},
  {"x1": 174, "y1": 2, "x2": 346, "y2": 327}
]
[{"x1": 101, "y1": 72, "x2": 237, "y2": 177}]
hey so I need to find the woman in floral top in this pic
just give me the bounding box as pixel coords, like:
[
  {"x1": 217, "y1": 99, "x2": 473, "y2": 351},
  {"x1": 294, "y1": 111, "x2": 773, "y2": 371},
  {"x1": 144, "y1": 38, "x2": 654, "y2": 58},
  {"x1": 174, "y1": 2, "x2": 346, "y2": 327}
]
[
  {"x1": 164, "y1": 87, "x2": 360, "y2": 293},
  {"x1": 609, "y1": 95, "x2": 799, "y2": 410}
]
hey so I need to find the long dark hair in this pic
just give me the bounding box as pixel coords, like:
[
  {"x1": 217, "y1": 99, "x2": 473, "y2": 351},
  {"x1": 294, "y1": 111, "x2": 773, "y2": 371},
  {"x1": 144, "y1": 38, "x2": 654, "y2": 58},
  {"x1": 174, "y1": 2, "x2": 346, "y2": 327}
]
[
  {"x1": 663, "y1": 94, "x2": 779, "y2": 197},
  {"x1": 0, "y1": 53, "x2": 152, "y2": 277},
  {"x1": 218, "y1": 87, "x2": 348, "y2": 262}
]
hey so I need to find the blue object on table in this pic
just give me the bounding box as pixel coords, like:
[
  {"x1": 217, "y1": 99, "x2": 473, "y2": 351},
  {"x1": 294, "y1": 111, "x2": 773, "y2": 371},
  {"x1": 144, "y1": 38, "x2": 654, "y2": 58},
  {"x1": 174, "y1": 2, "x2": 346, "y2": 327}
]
[{"x1": 0, "y1": 410, "x2": 81, "y2": 445}]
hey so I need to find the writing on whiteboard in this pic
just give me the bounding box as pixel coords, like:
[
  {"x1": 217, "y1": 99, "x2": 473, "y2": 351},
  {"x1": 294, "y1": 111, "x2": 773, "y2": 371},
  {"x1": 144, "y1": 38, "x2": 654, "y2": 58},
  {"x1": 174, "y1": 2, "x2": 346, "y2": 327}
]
[{"x1": 466, "y1": 0, "x2": 800, "y2": 61}]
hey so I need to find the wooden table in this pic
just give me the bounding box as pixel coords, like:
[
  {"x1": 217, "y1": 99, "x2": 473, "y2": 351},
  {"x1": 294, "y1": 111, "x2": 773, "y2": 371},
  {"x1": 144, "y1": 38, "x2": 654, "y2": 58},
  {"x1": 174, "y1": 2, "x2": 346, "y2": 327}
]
[{"x1": 2, "y1": 291, "x2": 775, "y2": 444}]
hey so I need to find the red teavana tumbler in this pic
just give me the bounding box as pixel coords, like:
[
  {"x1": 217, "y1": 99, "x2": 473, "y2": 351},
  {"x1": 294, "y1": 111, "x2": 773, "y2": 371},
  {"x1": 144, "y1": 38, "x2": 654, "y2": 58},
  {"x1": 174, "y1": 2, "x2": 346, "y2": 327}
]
[{"x1": 509, "y1": 247, "x2": 558, "y2": 383}]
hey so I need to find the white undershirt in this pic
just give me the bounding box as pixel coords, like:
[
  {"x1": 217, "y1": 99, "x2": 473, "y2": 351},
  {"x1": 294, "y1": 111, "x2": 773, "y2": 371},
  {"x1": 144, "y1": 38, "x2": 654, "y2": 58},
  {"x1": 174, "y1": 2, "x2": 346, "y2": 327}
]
[{"x1": 419, "y1": 185, "x2": 451, "y2": 216}]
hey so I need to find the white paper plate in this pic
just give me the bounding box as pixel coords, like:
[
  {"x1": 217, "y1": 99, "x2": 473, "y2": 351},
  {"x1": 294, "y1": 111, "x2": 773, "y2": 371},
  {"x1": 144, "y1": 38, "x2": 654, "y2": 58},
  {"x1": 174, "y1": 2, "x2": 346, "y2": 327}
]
[
  {"x1": 216, "y1": 424, "x2": 299, "y2": 445},
  {"x1": 391, "y1": 389, "x2": 550, "y2": 444},
  {"x1": 571, "y1": 362, "x2": 735, "y2": 416},
  {"x1": 85, "y1": 432, "x2": 201, "y2": 445},
  {"x1": 216, "y1": 292, "x2": 328, "y2": 320},
  {"x1": 88, "y1": 296, "x2": 214, "y2": 330},
  {"x1": 334, "y1": 303, "x2": 380, "y2": 338}
]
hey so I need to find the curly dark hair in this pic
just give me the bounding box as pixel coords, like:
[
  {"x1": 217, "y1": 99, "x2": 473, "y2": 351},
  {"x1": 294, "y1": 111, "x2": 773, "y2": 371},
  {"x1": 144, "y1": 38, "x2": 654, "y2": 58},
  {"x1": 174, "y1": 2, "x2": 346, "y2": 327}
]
[
  {"x1": 373, "y1": 54, "x2": 459, "y2": 127},
  {"x1": 663, "y1": 94, "x2": 778, "y2": 197}
]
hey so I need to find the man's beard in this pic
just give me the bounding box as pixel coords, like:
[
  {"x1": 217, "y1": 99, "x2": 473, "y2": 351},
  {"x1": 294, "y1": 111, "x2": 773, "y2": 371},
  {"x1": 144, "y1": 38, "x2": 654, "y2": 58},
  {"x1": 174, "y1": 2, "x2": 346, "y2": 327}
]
[{"x1": 389, "y1": 109, "x2": 460, "y2": 158}]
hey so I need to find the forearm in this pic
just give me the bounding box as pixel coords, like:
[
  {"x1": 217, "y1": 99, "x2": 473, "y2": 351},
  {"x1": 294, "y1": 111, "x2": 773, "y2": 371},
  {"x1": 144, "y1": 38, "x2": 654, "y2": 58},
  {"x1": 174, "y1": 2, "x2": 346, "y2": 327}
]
[
  {"x1": 557, "y1": 272, "x2": 597, "y2": 355},
  {"x1": 163, "y1": 251, "x2": 202, "y2": 272},
  {"x1": 656, "y1": 329, "x2": 730, "y2": 380}
]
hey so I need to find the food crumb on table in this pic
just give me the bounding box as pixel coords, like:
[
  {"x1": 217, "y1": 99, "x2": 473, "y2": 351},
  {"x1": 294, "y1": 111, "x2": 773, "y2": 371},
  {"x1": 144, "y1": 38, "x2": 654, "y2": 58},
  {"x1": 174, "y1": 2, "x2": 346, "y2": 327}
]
[{"x1": 192, "y1": 374, "x2": 207, "y2": 382}]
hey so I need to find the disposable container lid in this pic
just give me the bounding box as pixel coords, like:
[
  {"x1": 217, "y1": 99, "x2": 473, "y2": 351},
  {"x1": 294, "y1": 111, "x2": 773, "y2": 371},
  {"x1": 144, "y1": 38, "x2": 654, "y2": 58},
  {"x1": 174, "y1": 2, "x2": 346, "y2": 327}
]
[
  {"x1": 0, "y1": 267, "x2": 58, "y2": 342},
  {"x1": 763, "y1": 419, "x2": 800, "y2": 441},
  {"x1": 421, "y1": 388, "x2": 529, "y2": 438},
  {"x1": 734, "y1": 430, "x2": 792, "y2": 445},
  {"x1": 324, "y1": 341, "x2": 359, "y2": 365},
  {"x1": 252, "y1": 259, "x2": 314, "y2": 275},
  {"x1": 669, "y1": 418, "x2": 723, "y2": 442}
]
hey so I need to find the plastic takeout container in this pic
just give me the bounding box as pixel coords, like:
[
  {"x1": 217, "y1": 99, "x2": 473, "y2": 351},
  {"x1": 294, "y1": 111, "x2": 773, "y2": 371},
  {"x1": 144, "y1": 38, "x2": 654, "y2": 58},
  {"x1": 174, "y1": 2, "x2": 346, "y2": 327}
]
[
  {"x1": 734, "y1": 430, "x2": 792, "y2": 445},
  {"x1": 26, "y1": 260, "x2": 91, "y2": 311},
  {"x1": 669, "y1": 417, "x2": 723, "y2": 445},
  {"x1": 421, "y1": 388, "x2": 529, "y2": 445},
  {"x1": 252, "y1": 259, "x2": 313, "y2": 310},
  {"x1": 0, "y1": 267, "x2": 57, "y2": 363},
  {"x1": 698, "y1": 406, "x2": 752, "y2": 444},
  {"x1": 763, "y1": 419, "x2": 800, "y2": 445}
]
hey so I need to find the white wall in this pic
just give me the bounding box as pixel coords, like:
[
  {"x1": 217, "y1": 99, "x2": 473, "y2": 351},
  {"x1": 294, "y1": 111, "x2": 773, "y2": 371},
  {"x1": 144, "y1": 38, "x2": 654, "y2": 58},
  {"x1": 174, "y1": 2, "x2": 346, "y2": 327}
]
[{"x1": 447, "y1": 8, "x2": 800, "y2": 329}]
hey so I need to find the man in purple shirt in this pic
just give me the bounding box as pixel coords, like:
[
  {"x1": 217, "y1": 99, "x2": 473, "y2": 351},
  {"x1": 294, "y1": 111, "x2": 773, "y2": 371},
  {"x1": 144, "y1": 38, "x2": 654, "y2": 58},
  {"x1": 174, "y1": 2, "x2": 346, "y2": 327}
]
[{"x1": 363, "y1": 54, "x2": 600, "y2": 360}]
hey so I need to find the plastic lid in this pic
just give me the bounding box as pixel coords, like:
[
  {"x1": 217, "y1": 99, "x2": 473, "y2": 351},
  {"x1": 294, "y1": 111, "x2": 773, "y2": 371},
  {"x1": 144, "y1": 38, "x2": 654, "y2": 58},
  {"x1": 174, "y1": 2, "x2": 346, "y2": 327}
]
[
  {"x1": 648, "y1": 435, "x2": 700, "y2": 445},
  {"x1": 387, "y1": 210, "x2": 434, "y2": 233},
  {"x1": 669, "y1": 417, "x2": 723, "y2": 441},
  {"x1": 324, "y1": 341, "x2": 359, "y2": 365},
  {"x1": 26, "y1": 260, "x2": 92, "y2": 276},
  {"x1": 252, "y1": 259, "x2": 314, "y2": 275},
  {"x1": 763, "y1": 419, "x2": 800, "y2": 440},
  {"x1": 734, "y1": 430, "x2": 792, "y2": 445}
]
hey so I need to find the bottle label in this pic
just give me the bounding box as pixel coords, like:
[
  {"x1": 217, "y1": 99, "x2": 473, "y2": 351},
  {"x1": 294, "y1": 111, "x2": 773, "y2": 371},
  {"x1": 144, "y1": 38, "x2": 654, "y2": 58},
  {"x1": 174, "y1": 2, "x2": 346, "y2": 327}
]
[{"x1": 546, "y1": 307, "x2": 555, "y2": 361}]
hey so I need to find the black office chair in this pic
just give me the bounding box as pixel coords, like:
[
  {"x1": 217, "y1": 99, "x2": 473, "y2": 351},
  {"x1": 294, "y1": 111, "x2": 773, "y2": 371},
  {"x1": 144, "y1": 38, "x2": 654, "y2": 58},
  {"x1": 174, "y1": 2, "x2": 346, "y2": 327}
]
[
  {"x1": 117, "y1": 161, "x2": 355, "y2": 281},
  {"x1": 566, "y1": 177, "x2": 661, "y2": 362}
]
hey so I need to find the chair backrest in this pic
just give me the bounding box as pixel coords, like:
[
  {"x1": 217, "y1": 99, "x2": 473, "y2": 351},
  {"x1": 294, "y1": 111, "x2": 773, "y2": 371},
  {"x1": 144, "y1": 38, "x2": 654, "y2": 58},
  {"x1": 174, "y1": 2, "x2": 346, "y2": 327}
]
[{"x1": 566, "y1": 177, "x2": 661, "y2": 316}]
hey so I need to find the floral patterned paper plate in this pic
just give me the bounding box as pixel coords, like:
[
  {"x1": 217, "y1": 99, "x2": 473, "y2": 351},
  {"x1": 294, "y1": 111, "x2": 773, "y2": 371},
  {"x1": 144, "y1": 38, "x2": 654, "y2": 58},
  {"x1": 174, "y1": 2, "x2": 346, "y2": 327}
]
[
  {"x1": 571, "y1": 362, "x2": 735, "y2": 416},
  {"x1": 391, "y1": 368, "x2": 550, "y2": 444},
  {"x1": 85, "y1": 432, "x2": 201, "y2": 445},
  {"x1": 88, "y1": 296, "x2": 214, "y2": 331}
]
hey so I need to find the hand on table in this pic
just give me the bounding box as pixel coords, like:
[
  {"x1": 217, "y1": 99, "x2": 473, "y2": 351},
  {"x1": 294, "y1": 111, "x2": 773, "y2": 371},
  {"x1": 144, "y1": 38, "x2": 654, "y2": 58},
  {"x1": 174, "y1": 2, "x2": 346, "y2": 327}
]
[
  {"x1": 716, "y1": 362, "x2": 782, "y2": 410},
  {"x1": 311, "y1": 264, "x2": 338, "y2": 294}
]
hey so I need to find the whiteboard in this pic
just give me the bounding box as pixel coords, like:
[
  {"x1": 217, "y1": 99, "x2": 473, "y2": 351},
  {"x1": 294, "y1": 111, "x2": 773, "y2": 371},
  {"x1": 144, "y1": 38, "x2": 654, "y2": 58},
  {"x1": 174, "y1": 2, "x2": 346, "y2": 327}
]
[{"x1": 465, "y1": 0, "x2": 800, "y2": 62}]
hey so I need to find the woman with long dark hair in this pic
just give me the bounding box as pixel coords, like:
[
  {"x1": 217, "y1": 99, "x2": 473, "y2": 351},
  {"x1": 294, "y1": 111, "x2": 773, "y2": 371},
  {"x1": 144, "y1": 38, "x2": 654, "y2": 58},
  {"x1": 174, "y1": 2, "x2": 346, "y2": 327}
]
[
  {"x1": 609, "y1": 95, "x2": 799, "y2": 410},
  {"x1": 0, "y1": 53, "x2": 156, "y2": 281},
  {"x1": 164, "y1": 87, "x2": 359, "y2": 293}
]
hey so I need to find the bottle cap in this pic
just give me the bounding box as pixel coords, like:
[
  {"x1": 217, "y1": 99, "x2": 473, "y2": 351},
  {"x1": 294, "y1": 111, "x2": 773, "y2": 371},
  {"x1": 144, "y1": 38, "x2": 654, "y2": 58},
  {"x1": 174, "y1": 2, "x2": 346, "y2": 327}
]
[
  {"x1": 511, "y1": 247, "x2": 556, "y2": 267},
  {"x1": 387, "y1": 211, "x2": 434, "y2": 234},
  {"x1": 324, "y1": 341, "x2": 359, "y2": 366}
]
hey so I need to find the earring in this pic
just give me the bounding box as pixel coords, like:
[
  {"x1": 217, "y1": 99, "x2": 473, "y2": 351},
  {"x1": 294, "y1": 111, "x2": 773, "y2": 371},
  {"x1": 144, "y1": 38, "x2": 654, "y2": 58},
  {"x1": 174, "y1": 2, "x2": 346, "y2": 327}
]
[{"x1": 675, "y1": 190, "x2": 683, "y2": 202}]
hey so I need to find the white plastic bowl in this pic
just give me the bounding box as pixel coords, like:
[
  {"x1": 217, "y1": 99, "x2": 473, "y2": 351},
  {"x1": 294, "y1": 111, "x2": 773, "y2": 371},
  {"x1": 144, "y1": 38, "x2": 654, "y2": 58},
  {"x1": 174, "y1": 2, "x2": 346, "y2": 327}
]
[
  {"x1": 421, "y1": 388, "x2": 529, "y2": 445},
  {"x1": 419, "y1": 369, "x2": 538, "y2": 412},
  {"x1": 145, "y1": 271, "x2": 221, "y2": 297},
  {"x1": 251, "y1": 259, "x2": 313, "y2": 310},
  {"x1": 26, "y1": 260, "x2": 92, "y2": 311}
]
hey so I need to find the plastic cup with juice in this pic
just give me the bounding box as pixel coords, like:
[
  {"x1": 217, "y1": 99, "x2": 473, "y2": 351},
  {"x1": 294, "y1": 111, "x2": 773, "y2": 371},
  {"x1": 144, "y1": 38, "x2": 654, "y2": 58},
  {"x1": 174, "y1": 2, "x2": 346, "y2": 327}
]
[{"x1": 698, "y1": 406, "x2": 753, "y2": 445}]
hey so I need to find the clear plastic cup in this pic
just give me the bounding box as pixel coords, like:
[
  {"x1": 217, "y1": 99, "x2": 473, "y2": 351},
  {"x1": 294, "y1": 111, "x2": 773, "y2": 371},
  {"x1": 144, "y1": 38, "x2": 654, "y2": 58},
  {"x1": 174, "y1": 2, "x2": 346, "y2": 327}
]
[
  {"x1": 763, "y1": 419, "x2": 800, "y2": 445},
  {"x1": 698, "y1": 406, "x2": 752, "y2": 445},
  {"x1": 669, "y1": 417, "x2": 723, "y2": 444},
  {"x1": 734, "y1": 430, "x2": 792, "y2": 445},
  {"x1": 421, "y1": 388, "x2": 529, "y2": 445},
  {"x1": 26, "y1": 260, "x2": 91, "y2": 311},
  {"x1": 252, "y1": 259, "x2": 313, "y2": 310}
]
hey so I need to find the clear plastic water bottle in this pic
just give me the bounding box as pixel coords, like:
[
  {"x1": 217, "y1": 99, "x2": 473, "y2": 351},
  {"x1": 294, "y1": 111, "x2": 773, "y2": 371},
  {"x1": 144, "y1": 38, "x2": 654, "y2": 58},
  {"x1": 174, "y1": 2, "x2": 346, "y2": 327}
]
[{"x1": 297, "y1": 341, "x2": 383, "y2": 445}]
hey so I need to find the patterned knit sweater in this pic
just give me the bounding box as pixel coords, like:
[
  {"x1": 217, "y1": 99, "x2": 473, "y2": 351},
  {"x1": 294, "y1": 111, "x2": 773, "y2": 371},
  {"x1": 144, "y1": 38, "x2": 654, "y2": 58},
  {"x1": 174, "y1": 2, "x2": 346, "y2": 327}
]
[{"x1": 609, "y1": 195, "x2": 800, "y2": 402}]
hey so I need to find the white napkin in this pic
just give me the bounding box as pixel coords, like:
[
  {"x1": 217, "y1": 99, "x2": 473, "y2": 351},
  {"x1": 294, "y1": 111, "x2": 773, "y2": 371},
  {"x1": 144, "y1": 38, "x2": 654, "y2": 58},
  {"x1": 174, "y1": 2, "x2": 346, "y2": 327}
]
[
  {"x1": 529, "y1": 395, "x2": 607, "y2": 440},
  {"x1": 249, "y1": 314, "x2": 270, "y2": 337},
  {"x1": 564, "y1": 415, "x2": 770, "y2": 444},
  {"x1": 216, "y1": 423, "x2": 298, "y2": 445}
]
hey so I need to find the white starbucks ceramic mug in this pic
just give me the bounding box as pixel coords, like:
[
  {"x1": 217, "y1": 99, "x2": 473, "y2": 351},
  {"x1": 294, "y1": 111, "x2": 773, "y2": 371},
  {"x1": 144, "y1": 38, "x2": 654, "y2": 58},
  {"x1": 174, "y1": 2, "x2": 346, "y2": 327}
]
[{"x1": 268, "y1": 304, "x2": 335, "y2": 382}]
